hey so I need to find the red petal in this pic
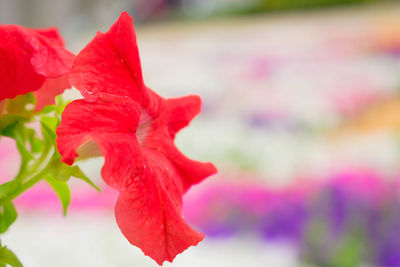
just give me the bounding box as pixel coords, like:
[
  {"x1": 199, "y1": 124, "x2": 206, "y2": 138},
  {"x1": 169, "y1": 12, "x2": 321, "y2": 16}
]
[
  {"x1": 116, "y1": 193, "x2": 204, "y2": 265},
  {"x1": 34, "y1": 75, "x2": 71, "y2": 111},
  {"x1": 0, "y1": 25, "x2": 74, "y2": 101},
  {"x1": 165, "y1": 95, "x2": 202, "y2": 138},
  {"x1": 70, "y1": 12, "x2": 147, "y2": 103},
  {"x1": 114, "y1": 147, "x2": 204, "y2": 265},
  {"x1": 56, "y1": 96, "x2": 140, "y2": 170},
  {"x1": 33, "y1": 28, "x2": 66, "y2": 47},
  {"x1": 30, "y1": 28, "x2": 74, "y2": 78},
  {"x1": 0, "y1": 26, "x2": 45, "y2": 100},
  {"x1": 57, "y1": 103, "x2": 205, "y2": 264},
  {"x1": 142, "y1": 94, "x2": 218, "y2": 190},
  {"x1": 163, "y1": 140, "x2": 217, "y2": 191}
]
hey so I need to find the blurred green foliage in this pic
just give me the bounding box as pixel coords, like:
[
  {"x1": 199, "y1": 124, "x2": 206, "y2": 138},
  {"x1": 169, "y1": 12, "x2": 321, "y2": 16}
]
[{"x1": 221, "y1": 0, "x2": 393, "y2": 15}]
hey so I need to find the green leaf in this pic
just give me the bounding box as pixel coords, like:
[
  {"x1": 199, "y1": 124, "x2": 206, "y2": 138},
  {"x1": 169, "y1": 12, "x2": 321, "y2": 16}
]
[
  {"x1": 45, "y1": 175, "x2": 70, "y2": 216},
  {"x1": 48, "y1": 158, "x2": 71, "y2": 182},
  {"x1": 40, "y1": 121, "x2": 56, "y2": 145},
  {"x1": 0, "y1": 115, "x2": 26, "y2": 134},
  {"x1": 24, "y1": 127, "x2": 42, "y2": 155},
  {"x1": 49, "y1": 155, "x2": 101, "y2": 192},
  {"x1": 29, "y1": 136, "x2": 43, "y2": 154},
  {"x1": 55, "y1": 96, "x2": 70, "y2": 116},
  {"x1": 71, "y1": 166, "x2": 101, "y2": 192},
  {"x1": 0, "y1": 181, "x2": 21, "y2": 201},
  {"x1": 40, "y1": 105, "x2": 56, "y2": 114},
  {"x1": 0, "y1": 202, "x2": 17, "y2": 234},
  {"x1": 6, "y1": 93, "x2": 35, "y2": 118},
  {"x1": 40, "y1": 116, "x2": 59, "y2": 132},
  {"x1": 0, "y1": 244, "x2": 23, "y2": 267}
]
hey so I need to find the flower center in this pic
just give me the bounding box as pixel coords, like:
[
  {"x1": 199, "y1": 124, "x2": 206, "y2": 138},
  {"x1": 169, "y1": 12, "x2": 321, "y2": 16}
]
[{"x1": 136, "y1": 109, "x2": 152, "y2": 144}]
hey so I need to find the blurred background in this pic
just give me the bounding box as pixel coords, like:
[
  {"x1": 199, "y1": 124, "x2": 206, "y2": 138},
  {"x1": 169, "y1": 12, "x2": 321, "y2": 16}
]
[{"x1": 2, "y1": 0, "x2": 400, "y2": 266}]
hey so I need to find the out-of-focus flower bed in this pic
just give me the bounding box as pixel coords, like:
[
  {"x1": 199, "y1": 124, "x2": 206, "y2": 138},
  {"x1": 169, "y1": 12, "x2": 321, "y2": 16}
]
[
  {"x1": 2, "y1": 3, "x2": 400, "y2": 266},
  {"x1": 184, "y1": 169, "x2": 400, "y2": 266}
]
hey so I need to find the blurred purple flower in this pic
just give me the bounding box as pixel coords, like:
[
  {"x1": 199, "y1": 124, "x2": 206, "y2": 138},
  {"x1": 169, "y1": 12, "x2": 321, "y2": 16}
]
[
  {"x1": 259, "y1": 198, "x2": 308, "y2": 242},
  {"x1": 183, "y1": 169, "x2": 400, "y2": 266}
]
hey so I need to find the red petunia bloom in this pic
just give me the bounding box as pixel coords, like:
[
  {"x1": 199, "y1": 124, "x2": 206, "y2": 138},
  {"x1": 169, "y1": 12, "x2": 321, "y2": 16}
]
[
  {"x1": 56, "y1": 12, "x2": 217, "y2": 265},
  {"x1": 0, "y1": 25, "x2": 74, "y2": 110}
]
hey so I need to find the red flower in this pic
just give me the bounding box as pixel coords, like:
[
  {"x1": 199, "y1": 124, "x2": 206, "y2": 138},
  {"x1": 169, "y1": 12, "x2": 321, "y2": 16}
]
[
  {"x1": 56, "y1": 12, "x2": 217, "y2": 265},
  {"x1": 0, "y1": 25, "x2": 74, "y2": 110}
]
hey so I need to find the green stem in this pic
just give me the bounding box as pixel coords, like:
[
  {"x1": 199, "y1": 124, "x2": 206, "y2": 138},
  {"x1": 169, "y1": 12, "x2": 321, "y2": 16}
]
[
  {"x1": 22, "y1": 146, "x2": 52, "y2": 182},
  {"x1": 0, "y1": 167, "x2": 49, "y2": 206},
  {"x1": 0, "y1": 147, "x2": 54, "y2": 206},
  {"x1": 13, "y1": 138, "x2": 51, "y2": 182}
]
